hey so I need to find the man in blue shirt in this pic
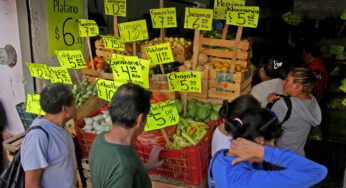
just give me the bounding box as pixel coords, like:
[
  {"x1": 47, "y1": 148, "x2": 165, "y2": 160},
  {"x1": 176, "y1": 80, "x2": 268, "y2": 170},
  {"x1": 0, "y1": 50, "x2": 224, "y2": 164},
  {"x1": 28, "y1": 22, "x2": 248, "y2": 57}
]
[{"x1": 21, "y1": 83, "x2": 77, "y2": 188}]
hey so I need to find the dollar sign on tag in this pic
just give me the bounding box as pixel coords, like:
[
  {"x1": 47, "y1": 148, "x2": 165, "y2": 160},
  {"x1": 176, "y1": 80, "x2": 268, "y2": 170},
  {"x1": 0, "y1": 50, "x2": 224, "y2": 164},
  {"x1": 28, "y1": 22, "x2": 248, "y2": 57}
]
[{"x1": 55, "y1": 26, "x2": 60, "y2": 40}]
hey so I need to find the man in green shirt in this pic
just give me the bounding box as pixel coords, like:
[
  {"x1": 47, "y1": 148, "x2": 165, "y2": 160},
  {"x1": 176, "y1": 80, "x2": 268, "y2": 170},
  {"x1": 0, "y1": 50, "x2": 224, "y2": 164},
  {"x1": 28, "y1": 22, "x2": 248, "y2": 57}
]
[{"x1": 89, "y1": 83, "x2": 164, "y2": 188}]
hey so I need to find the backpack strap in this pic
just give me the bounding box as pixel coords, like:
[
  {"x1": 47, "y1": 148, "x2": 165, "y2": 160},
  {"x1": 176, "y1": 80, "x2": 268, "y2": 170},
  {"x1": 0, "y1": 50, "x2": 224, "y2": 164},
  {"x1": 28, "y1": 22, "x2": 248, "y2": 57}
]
[
  {"x1": 27, "y1": 126, "x2": 49, "y2": 141},
  {"x1": 266, "y1": 94, "x2": 292, "y2": 124},
  {"x1": 209, "y1": 150, "x2": 223, "y2": 188}
]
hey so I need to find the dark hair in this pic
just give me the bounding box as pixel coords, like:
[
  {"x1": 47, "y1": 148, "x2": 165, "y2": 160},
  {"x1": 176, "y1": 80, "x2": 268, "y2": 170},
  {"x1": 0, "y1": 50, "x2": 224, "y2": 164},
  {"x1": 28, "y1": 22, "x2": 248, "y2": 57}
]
[
  {"x1": 259, "y1": 55, "x2": 284, "y2": 79},
  {"x1": 219, "y1": 95, "x2": 260, "y2": 120},
  {"x1": 108, "y1": 83, "x2": 152, "y2": 129},
  {"x1": 303, "y1": 43, "x2": 320, "y2": 57},
  {"x1": 224, "y1": 108, "x2": 283, "y2": 141},
  {"x1": 40, "y1": 83, "x2": 74, "y2": 114},
  {"x1": 291, "y1": 68, "x2": 321, "y2": 93}
]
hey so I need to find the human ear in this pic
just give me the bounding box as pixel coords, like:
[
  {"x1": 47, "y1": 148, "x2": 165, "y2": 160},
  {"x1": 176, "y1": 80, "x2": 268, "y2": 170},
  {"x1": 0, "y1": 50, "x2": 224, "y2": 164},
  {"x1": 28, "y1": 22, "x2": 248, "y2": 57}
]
[
  {"x1": 254, "y1": 136, "x2": 265, "y2": 145},
  {"x1": 136, "y1": 113, "x2": 145, "y2": 127}
]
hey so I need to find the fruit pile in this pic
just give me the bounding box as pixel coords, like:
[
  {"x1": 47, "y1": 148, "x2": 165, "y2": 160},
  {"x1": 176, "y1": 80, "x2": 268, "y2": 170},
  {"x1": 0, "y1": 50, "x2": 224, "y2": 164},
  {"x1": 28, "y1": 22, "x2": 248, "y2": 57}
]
[
  {"x1": 85, "y1": 56, "x2": 107, "y2": 70},
  {"x1": 143, "y1": 37, "x2": 192, "y2": 49},
  {"x1": 214, "y1": 62, "x2": 249, "y2": 73},
  {"x1": 72, "y1": 78, "x2": 96, "y2": 109}
]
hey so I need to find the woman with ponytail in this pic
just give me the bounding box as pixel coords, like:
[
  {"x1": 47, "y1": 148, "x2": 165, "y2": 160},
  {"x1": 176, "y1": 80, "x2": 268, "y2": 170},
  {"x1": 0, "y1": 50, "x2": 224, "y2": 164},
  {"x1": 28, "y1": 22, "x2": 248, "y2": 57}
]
[
  {"x1": 208, "y1": 108, "x2": 327, "y2": 188},
  {"x1": 268, "y1": 68, "x2": 322, "y2": 156},
  {"x1": 211, "y1": 95, "x2": 260, "y2": 156}
]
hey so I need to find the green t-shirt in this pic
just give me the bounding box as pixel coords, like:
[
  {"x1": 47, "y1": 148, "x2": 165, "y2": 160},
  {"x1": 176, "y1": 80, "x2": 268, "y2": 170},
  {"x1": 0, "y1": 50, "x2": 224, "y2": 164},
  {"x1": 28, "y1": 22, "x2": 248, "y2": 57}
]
[{"x1": 89, "y1": 133, "x2": 152, "y2": 188}]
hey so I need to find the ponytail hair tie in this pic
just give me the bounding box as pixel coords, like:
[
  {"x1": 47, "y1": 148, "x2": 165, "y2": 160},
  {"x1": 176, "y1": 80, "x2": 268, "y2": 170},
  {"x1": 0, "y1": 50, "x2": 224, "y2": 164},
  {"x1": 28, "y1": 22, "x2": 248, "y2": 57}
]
[
  {"x1": 222, "y1": 118, "x2": 226, "y2": 123},
  {"x1": 234, "y1": 118, "x2": 243, "y2": 126}
]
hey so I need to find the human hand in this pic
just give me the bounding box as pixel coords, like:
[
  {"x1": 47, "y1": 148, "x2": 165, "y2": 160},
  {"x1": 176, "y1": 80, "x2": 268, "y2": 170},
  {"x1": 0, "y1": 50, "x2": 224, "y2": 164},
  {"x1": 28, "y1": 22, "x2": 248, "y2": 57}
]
[
  {"x1": 227, "y1": 138, "x2": 264, "y2": 165},
  {"x1": 267, "y1": 93, "x2": 280, "y2": 103},
  {"x1": 144, "y1": 146, "x2": 164, "y2": 171}
]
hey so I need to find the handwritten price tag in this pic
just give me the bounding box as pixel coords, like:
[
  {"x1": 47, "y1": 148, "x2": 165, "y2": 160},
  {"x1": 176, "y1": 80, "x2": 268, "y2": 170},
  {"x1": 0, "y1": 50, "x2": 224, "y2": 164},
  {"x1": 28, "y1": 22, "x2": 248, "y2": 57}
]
[
  {"x1": 341, "y1": 9, "x2": 346, "y2": 20},
  {"x1": 226, "y1": 6, "x2": 259, "y2": 28},
  {"x1": 109, "y1": 57, "x2": 150, "y2": 88},
  {"x1": 25, "y1": 62, "x2": 50, "y2": 79},
  {"x1": 101, "y1": 35, "x2": 125, "y2": 51},
  {"x1": 184, "y1": 8, "x2": 213, "y2": 31},
  {"x1": 47, "y1": 0, "x2": 84, "y2": 55},
  {"x1": 288, "y1": 16, "x2": 301, "y2": 25},
  {"x1": 213, "y1": 0, "x2": 245, "y2": 20},
  {"x1": 167, "y1": 72, "x2": 202, "y2": 93},
  {"x1": 145, "y1": 43, "x2": 174, "y2": 65},
  {"x1": 56, "y1": 50, "x2": 86, "y2": 69},
  {"x1": 145, "y1": 100, "x2": 180, "y2": 131},
  {"x1": 330, "y1": 45, "x2": 344, "y2": 55},
  {"x1": 104, "y1": 0, "x2": 126, "y2": 17},
  {"x1": 78, "y1": 19, "x2": 99, "y2": 37},
  {"x1": 118, "y1": 20, "x2": 149, "y2": 42},
  {"x1": 47, "y1": 67, "x2": 72, "y2": 84},
  {"x1": 150, "y1": 7, "x2": 177, "y2": 28},
  {"x1": 95, "y1": 78, "x2": 124, "y2": 101},
  {"x1": 26, "y1": 94, "x2": 45, "y2": 115}
]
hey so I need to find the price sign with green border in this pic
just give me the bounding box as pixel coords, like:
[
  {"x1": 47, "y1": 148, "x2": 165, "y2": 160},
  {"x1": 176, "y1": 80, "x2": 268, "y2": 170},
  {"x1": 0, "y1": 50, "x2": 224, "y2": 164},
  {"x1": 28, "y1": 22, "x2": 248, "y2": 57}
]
[
  {"x1": 101, "y1": 36, "x2": 125, "y2": 51},
  {"x1": 226, "y1": 6, "x2": 259, "y2": 28},
  {"x1": 25, "y1": 62, "x2": 50, "y2": 80},
  {"x1": 213, "y1": 0, "x2": 245, "y2": 20},
  {"x1": 145, "y1": 100, "x2": 180, "y2": 131},
  {"x1": 47, "y1": 67, "x2": 72, "y2": 84},
  {"x1": 167, "y1": 72, "x2": 202, "y2": 93},
  {"x1": 145, "y1": 43, "x2": 174, "y2": 65},
  {"x1": 118, "y1": 20, "x2": 149, "y2": 42},
  {"x1": 184, "y1": 8, "x2": 213, "y2": 31},
  {"x1": 26, "y1": 93, "x2": 46, "y2": 115},
  {"x1": 56, "y1": 50, "x2": 86, "y2": 69},
  {"x1": 150, "y1": 7, "x2": 177, "y2": 28},
  {"x1": 95, "y1": 78, "x2": 124, "y2": 101},
  {"x1": 78, "y1": 19, "x2": 99, "y2": 37},
  {"x1": 104, "y1": 0, "x2": 126, "y2": 17}
]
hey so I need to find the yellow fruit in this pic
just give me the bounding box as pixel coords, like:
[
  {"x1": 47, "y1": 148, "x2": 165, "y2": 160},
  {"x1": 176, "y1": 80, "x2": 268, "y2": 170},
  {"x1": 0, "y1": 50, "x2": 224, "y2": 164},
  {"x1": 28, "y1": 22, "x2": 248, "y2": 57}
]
[
  {"x1": 235, "y1": 64, "x2": 242, "y2": 72},
  {"x1": 215, "y1": 67, "x2": 222, "y2": 72},
  {"x1": 222, "y1": 67, "x2": 229, "y2": 72},
  {"x1": 214, "y1": 61, "x2": 222, "y2": 68},
  {"x1": 223, "y1": 63, "x2": 230, "y2": 68}
]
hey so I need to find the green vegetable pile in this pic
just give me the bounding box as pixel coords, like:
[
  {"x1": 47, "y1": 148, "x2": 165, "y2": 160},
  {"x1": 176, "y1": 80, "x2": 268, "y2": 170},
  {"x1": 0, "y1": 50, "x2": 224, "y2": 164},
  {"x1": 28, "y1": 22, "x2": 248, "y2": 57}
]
[
  {"x1": 72, "y1": 78, "x2": 96, "y2": 109},
  {"x1": 173, "y1": 99, "x2": 222, "y2": 122}
]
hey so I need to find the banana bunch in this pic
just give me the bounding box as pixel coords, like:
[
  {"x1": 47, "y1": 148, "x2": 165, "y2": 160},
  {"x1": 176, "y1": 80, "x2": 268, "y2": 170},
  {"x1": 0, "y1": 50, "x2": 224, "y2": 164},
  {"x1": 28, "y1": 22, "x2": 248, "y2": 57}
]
[{"x1": 168, "y1": 117, "x2": 209, "y2": 149}]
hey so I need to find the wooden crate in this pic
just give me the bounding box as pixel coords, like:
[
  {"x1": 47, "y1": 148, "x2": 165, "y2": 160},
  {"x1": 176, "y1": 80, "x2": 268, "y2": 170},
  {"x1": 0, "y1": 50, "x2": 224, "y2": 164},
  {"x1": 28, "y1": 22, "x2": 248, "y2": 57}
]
[
  {"x1": 178, "y1": 66, "x2": 209, "y2": 99},
  {"x1": 141, "y1": 44, "x2": 193, "y2": 63},
  {"x1": 95, "y1": 39, "x2": 132, "y2": 59},
  {"x1": 81, "y1": 69, "x2": 101, "y2": 84},
  {"x1": 3, "y1": 131, "x2": 26, "y2": 154}
]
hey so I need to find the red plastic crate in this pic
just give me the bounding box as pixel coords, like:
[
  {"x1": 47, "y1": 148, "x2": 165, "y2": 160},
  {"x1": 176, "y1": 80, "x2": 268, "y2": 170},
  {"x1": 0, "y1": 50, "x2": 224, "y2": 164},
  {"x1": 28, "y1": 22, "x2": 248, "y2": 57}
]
[
  {"x1": 75, "y1": 108, "x2": 107, "y2": 158},
  {"x1": 134, "y1": 120, "x2": 219, "y2": 185}
]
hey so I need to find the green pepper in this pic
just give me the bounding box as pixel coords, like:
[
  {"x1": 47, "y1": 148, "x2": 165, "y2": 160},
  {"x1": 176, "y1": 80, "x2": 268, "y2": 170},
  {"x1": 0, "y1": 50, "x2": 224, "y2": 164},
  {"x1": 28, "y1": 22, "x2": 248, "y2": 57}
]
[{"x1": 182, "y1": 132, "x2": 196, "y2": 145}]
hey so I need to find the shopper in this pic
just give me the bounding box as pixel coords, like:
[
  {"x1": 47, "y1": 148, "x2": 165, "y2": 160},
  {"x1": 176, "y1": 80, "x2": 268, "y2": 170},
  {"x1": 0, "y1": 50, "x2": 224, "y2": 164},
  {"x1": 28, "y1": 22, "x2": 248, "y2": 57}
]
[
  {"x1": 89, "y1": 83, "x2": 164, "y2": 188},
  {"x1": 0, "y1": 100, "x2": 8, "y2": 173},
  {"x1": 250, "y1": 55, "x2": 285, "y2": 107},
  {"x1": 268, "y1": 68, "x2": 321, "y2": 156},
  {"x1": 211, "y1": 95, "x2": 260, "y2": 156},
  {"x1": 301, "y1": 43, "x2": 328, "y2": 104},
  {"x1": 20, "y1": 83, "x2": 77, "y2": 188},
  {"x1": 208, "y1": 108, "x2": 327, "y2": 188}
]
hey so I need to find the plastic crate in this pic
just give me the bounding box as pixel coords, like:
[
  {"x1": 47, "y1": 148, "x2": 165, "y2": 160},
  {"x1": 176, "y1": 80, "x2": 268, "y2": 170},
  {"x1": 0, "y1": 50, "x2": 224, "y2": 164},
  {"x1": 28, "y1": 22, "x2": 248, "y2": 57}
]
[
  {"x1": 75, "y1": 108, "x2": 107, "y2": 158},
  {"x1": 134, "y1": 120, "x2": 219, "y2": 185},
  {"x1": 15, "y1": 102, "x2": 37, "y2": 130}
]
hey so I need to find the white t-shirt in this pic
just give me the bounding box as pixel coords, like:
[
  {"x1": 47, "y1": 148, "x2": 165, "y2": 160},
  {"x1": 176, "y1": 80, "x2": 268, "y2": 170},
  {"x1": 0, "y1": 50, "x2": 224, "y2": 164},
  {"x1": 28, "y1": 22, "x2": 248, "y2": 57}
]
[
  {"x1": 211, "y1": 124, "x2": 233, "y2": 157},
  {"x1": 250, "y1": 78, "x2": 284, "y2": 107}
]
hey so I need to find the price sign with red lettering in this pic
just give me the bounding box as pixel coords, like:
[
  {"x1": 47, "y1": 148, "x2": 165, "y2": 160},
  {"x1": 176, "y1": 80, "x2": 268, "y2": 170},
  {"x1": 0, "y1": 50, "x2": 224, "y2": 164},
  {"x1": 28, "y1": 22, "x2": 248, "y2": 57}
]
[
  {"x1": 145, "y1": 100, "x2": 180, "y2": 131},
  {"x1": 25, "y1": 62, "x2": 50, "y2": 79},
  {"x1": 118, "y1": 20, "x2": 149, "y2": 42},
  {"x1": 78, "y1": 19, "x2": 99, "y2": 37},
  {"x1": 145, "y1": 43, "x2": 174, "y2": 65},
  {"x1": 101, "y1": 36, "x2": 125, "y2": 51},
  {"x1": 26, "y1": 93, "x2": 46, "y2": 115},
  {"x1": 150, "y1": 8, "x2": 177, "y2": 28},
  {"x1": 104, "y1": 0, "x2": 126, "y2": 17},
  {"x1": 47, "y1": 67, "x2": 73, "y2": 84},
  {"x1": 226, "y1": 6, "x2": 259, "y2": 28},
  {"x1": 184, "y1": 8, "x2": 213, "y2": 31},
  {"x1": 47, "y1": 0, "x2": 84, "y2": 55},
  {"x1": 56, "y1": 50, "x2": 86, "y2": 69},
  {"x1": 167, "y1": 72, "x2": 202, "y2": 93}
]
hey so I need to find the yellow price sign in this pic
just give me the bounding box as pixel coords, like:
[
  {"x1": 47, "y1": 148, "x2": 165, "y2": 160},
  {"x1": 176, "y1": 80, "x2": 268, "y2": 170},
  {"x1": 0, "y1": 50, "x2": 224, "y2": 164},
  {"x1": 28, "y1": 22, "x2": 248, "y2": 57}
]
[
  {"x1": 56, "y1": 50, "x2": 86, "y2": 69},
  {"x1": 78, "y1": 19, "x2": 99, "y2": 37},
  {"x1": 101, "y1": 35, "x2": 125, "y2": 51},
  {"x1": 112, "y1": 54, "x2": 127, "y2": 58},
  {"x1": 226, "y1": 6, "x2": 259, "y2": 28},
  {"x1": 145, "y1": 43, "x2": 174, "y2": 65},
  {"x1": 26, "y1": 94, "x2": 46, "y2": 115},
  {"x1": 330, "y1": 45, "x2": 344, "y2": 55},
  {"x1": 282, "y1": 12, "x2": 292, "y2": 23},
  {"x1": 25, "y1": 62, "x2": 50, "y2": 79},
  {"x1": 104, "y1": 0, "x2": 126, "y2": 17},
  {"x1": 95, "y1": 78, "x2": 124, "y2": 101},
  {"x1": 150, "y1": 7, "x2": 177, "y2": 28},
  {"x1": 288, "y1": 16, "x2": 301, "y2": 25},
  {"x1": 184, "y1": 8, "x2": 213, "y2": 31},
  {"x1": 145, "y1": 100, "x2": 180, "y2": 131},
  {"x1": 47, "y1": 67, "x2": 72, "y2": 84},
  {"x1": 167, "y1": 72, "x2": 202, "y2": 93},
  {"x1": 118, "y1": 20, "x2": 149, "y2": 42},
  {"x1": 214, "y1": 0, "x2": 245, "y2": 20},
  {"x1": 341, "y1": 9, "x2": 346, "y2": 20},
  {"x1": 109, "y1": 57, "x2": 150, "y2": 88}
]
